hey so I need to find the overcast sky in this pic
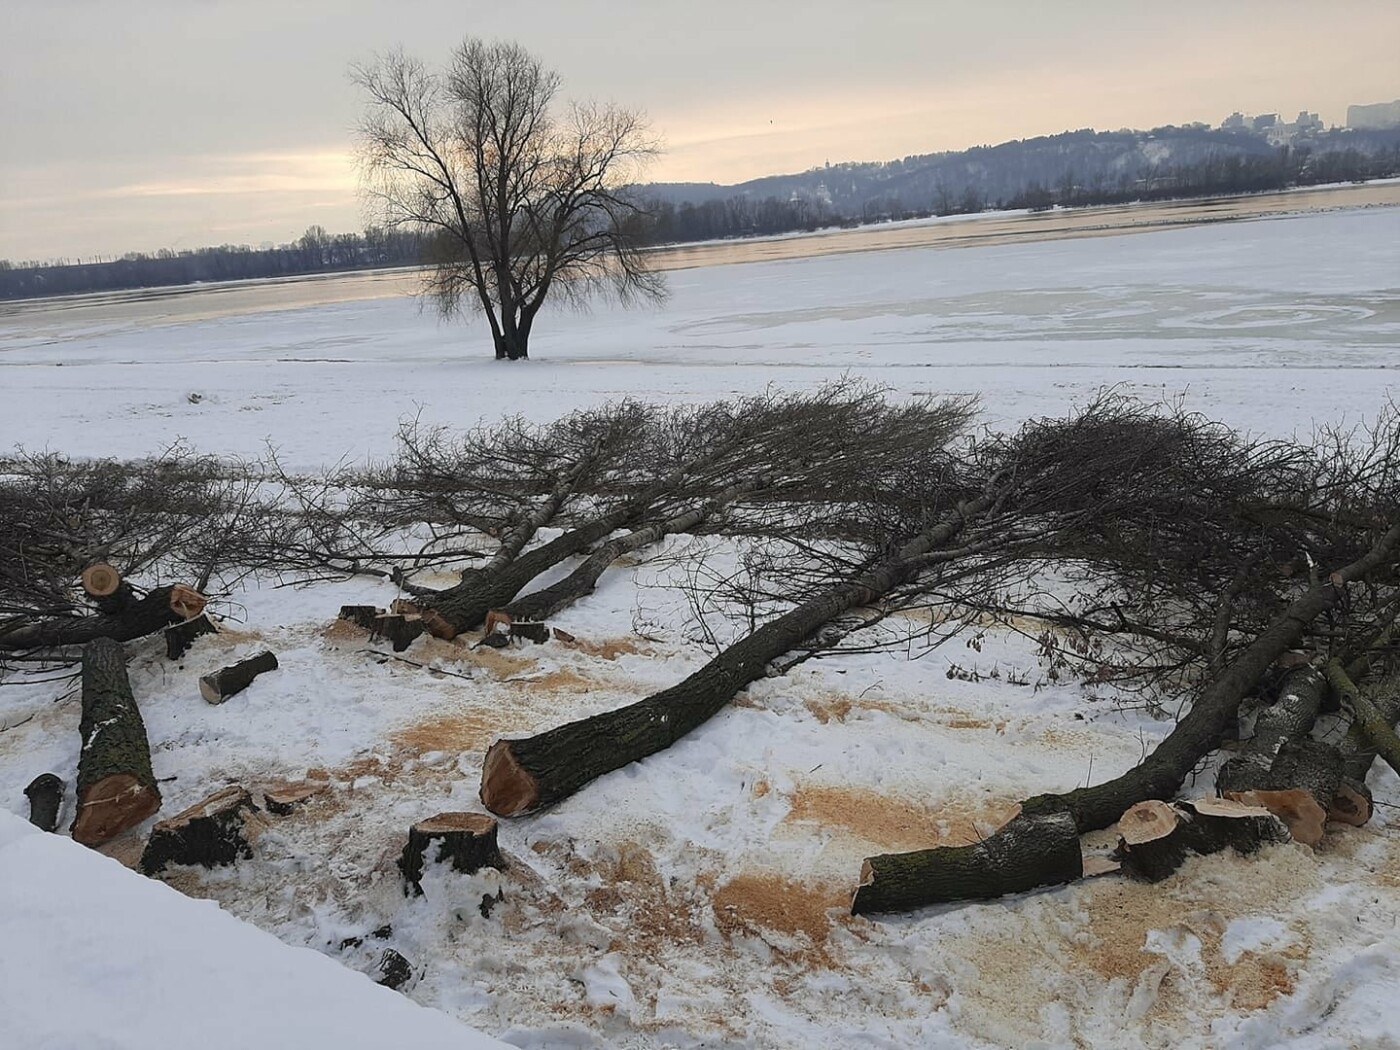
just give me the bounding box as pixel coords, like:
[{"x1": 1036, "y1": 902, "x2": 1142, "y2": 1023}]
[{"x1": 2, "y1": 0, "x2": 1397, "y2": 261}]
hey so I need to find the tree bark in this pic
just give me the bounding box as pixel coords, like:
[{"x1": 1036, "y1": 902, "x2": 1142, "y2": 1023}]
[
  {"x1": 1014, "y1": 524, "x2": 1400, "y2": 835},
  {"x1": 0, "y1": 584, "x2": 197, "y2": 651},
  {"x1": 370, "y1": 613, "x2": 424, "y2": 653},
  {"x1": 140, "y1": 786, "x2": 258, "y2": 874},
  {"x1": 71, "y1": 637, "x2": 161, "y2": 846},
  {"x1": 199, "y1": 650, "x2": 279, "y2": 705},
  {"x1": 398, "y1": 812, "x2": 503, "y2": 895},
  {"x1": 851, "y1": 812, "x2": 1082, "y2": 915},
  {"x1": 1216, "y1": 663, "x2": 1328, "y2": 797},
  {"x1": 493, "y1": 476, "x2": 769, "y2": 626},
  {"x1": 1113, "y1": 798, "x2": 1288, "y2": 882},
  {"x1": 24, "y1": 773, "x2": 64, "y2": 832},
  {"x1": 480, "y1": 496, "x2": 995, "y2": 816},
  {"x1": 165, "y1": 612, "x2": 218, "y2": 660}
]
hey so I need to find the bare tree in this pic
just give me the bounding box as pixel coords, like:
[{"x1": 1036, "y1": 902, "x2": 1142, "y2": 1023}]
[{"x1": 353, "y1": 38, "x2": 663, "y2": 360}]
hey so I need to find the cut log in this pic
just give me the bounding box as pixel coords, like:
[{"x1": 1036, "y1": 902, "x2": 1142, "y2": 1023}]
[
  {"x1": 398, "y1": 812, "x2": 503, "y2": 895},
  {"x1": 199, "y1": 650, "x2": 278, "y2": 705},
  {"x1": 1014, "y1": 524, "x2": 1400, "y2": 835},
  {"x1": 81, "y1": 562, "x2": 122, "y2": 598},
  {"x1": 481, "y1": 495, "x2": 996, "y2": 816},
  {"x1": 0, "y1": 584, "x2": 198, "y2": 651},
  {"x1": 850, "y1": 811, "x2": 1082, "y2": 915},
  {"x1": 165, "y1": 612, "x2": 218, "y2": 660},
  {"x1": 853, "y1": 525, "x2": 1400, "y2": 913},
  {"x1": 509, "y1": 621, "x2": 550, "y2": 645},
  {"x1": 168, "y1": 585, "x2": 208, "y2": 620},
  {"x1": 24, "y1": 773, "x2": 64, "y2": 832},
  {"x1": 140, "y1": 786, "x2": 258, "y2": 874},
  {"x1": 1113, "y1": 798, "x2": 1288, "y2": 882},
  {"x1": 338, "y1": 605, "x2": 384, "y2": 630},
  {"x1": 371, "y1": 614, "x2": 423, "y2": 653},
  {"x1": 71, "y1": 637, "x2": 161, "y2": 847},
  {"x1": 260, "y1": 779, "x2": 328, "y2": 816}
]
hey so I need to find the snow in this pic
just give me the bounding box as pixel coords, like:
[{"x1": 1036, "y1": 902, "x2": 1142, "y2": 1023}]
[
  {"x1": 3, "y1": 204, "x2": 1400, "y2": 1049},
  {"x1": 0, "y1": 810, "x2": 508, "y2": 1049}
]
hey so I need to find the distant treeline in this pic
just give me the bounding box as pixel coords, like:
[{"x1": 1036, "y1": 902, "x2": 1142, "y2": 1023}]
[
  {"x1": 0, "y1": 226, "x2": 427, "y2": 302},
  {"x1": 5, "y1": 127, "x2": 1399, "y2": 301}
]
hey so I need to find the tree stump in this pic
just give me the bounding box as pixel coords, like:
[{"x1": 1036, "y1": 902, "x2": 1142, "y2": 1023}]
[
  {"x1": 851, "y1": 811, "x2": 1082, "y2": 915},
  {"x1": 339, "y1": 605, "x2": 384, "y2": 630},
  {"x1": 24, "y1": 773, "x2": 64, "y2": 832},
  {"x1": 140, "y1": 786, "x2": 258, "y2": 874},
  {"x1": 371, "y1": 614, "x2": 424, "y2": 653},
  {"x1": 165, "y1": 612, "x2": 218, "y2": 660},
  {"x1": 398, "y1": 812, "x2": 503, "y2": 895},
  {"x1": 260, "y1": 779, "x2": 328, "y2": 815},
  {"x1": 199, "y1": 650, "x2": 279, "y2": 705},
  {"x1": 71, "y1": 637, "x2": 162, "y2": 847},
  {"x1": 1112, "y1": 798, "x2": 1288, "y2": 882}
]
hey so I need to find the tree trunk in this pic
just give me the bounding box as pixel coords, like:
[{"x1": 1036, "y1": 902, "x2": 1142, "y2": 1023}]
[
  {"x1": 1216, "y1": 663, "x2": 1328, "y2": 796},
  {"x1": 398, "y1": 812, "x2": 503, "y2": 895},
  {"x1": 480, "y1": 496, "x2": 996, "y2": 816},
  {"x1": 1112, "y1": 798, "x2": 1288, "y2": 883},
  {"x1": 850, "y1": 524, "x2": 1400, "y2": 913},
  {"x1": 1014, "y1": 524, "x2": 1400, "y2": 835},
  {"x1": 371, "y1": 613, "x2": 424, "y2": 653},
  {"x1": 140, "y1": 786, "x2": 257, "y2": 874},
  {"x1": 24, "y1": 773, "x2": 64, "y2": 832},
  {"x1": 851, "y1": 811, "x2": 1082, "y2": 915},
  {"x1": 199, "y1": 650, "x2": 279, "y2": 705},
  {"x1": 0, "y1": 584, "x2": 199, "y2": 651},
  {"x1": 71, "y1": 637, "x2": 161, "y2": 846},
  {"x1": 494, "y1": 476, "x2": 769, "y2": 626}
]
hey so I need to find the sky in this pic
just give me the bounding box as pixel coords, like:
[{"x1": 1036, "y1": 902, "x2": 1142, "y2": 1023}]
[{"x1": 2, "y1": 0, "x2": 1397, "y2": 261}]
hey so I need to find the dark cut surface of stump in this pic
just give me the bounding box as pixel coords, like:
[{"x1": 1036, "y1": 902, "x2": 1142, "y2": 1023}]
[
  {"x1": 398, "y1": 812, "x2": 503, "y2": 896},
  {"x1": 851, "y1": 811, "x2": 1083, "y2": 916},
  {"x1": 165, "y1": 612, "x2": 218, "y2": 660},
  {"x1": 24, "y1": 773, "x2": 64, "y2": 832},
  {"x1": 199, "y1": 650, "x2": 279, "y2": 705},
  {"x1": 140, "y1": 786, "x2": 258, "y2": 874},
  {"x1": 71, "y1": 637, "x2": 162, "y2": 846}
]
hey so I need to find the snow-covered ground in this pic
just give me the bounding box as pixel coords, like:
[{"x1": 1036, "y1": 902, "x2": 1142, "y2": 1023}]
[{"x1": 2, "y1": 207, "x2": 1399, "y2": 1049}]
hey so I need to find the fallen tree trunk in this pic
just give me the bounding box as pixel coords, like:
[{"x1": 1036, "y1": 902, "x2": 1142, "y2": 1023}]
[
  {"x1": 1113, "y1": 798, "x2": 1288, "y2": 882},
  {"x1": 71, "y1": 637, "x2": 162, "y2": 846},
  {"x1": 1331, "y1": 660, "x2": 1400, "y2": 783},
  {"x1": 849, "y1": 524, "x2": 1400, "y2": 913},
  {"x1": 1216, "y1": 663, "x2": 1327, "y2": 796},
  {"x1": 480, "y1": 495, "x2": 996, "y2": 816},
  {"x1": 0, "y1": 584, "x2": 203, "y2": 651},
  {"x1": 492, "y1": 476, "x2": 770, "y2": 627},
  {"x1": 199, "y1": 651, "x2": 278, "y2": 705},
  {"x1": 851, "y1": 811, "x2": 1081, "y2": 915}
]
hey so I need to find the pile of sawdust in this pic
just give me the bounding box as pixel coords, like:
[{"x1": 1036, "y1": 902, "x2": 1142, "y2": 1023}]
[
  {"x1": 784, "y1": 783, "x2": 1019, "y2": 852},
  {"x1": 711, "y1": 870, "x2": 848, "y2": 965}
]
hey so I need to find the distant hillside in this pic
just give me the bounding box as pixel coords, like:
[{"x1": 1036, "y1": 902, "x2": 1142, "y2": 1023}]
[{"x1": 641, "y1": 124, "x2": 1400, "y2": 225}]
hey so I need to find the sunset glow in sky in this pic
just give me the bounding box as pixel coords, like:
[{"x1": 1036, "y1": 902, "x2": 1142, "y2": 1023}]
[{"x1": 2, "y1": 0, "x2": 1397, "y2": 260}]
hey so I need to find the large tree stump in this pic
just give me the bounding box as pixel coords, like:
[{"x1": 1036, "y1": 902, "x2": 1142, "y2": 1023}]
[
  {"x1": 71, "y1": 637, "x2": 162, "y2": 847},
  {"x1": 397, "y1": 812, "x2": 503, "y2": 895},
  {"x1": 140, "y1": 786, "x2": 258, "y2": 874},
  {"x1": 24, "y1": 773, "x2": 64, "y2": 832},
  {"x1": 165, "y1": 612, "x2": 218, "y2": 660},
  {"x1": 199, "y1": 650, "x2": 278, "y2": 705},
  {"x1": 1113, "y1": 798, "x2": 1288, "y2": 882},
  {"x1": 371, "y1": 614, "x2": 423, "y2": 653},
  {"x1": 850, "y1": 811, "x2": 1082, "y2": 915}
]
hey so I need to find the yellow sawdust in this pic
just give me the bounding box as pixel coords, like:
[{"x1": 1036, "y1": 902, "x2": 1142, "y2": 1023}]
[
  {"x1": 711, "y1": 871, "x2": 848, "y2": 965},
  {"x1": 784, "y1": 783, "x2": 1019, "y2": 852}
]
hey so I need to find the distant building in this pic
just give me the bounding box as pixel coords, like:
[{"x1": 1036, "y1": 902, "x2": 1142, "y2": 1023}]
[
  {"x1": 1266, "y1": 111, "x2": 1324, "y2": 146},
  {"x1": 1252, "y1": 113, "x2": 1278, "y2": 131},
  {"x1": 1221, "y1": 111, "x2": 1246, "y2": 130},
  {"x1": 1347, "y1": 100, "x2": 1400, "y2": 130}
]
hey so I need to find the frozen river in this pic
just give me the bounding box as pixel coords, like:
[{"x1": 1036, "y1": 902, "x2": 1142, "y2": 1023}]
[{"x1": 2, "y1": 194, "x2": 1397, "y2": 467}]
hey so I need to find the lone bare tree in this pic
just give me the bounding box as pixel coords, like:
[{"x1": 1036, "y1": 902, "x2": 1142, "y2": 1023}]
[{"x1": 353, "y1": 38, "x2": 664, "y2": 360}]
